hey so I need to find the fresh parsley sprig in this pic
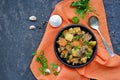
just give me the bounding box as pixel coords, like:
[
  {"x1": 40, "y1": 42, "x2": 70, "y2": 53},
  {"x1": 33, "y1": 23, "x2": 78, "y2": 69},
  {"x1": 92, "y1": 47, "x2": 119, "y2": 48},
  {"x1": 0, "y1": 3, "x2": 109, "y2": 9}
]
[
  {"x1": 36, "y1": 51, "x2": 50, "y2": 75},
  {"x1": 50, "y1": 63, "x2": 59, "y2": 76},
  {"x1": 71, "y1": 0, "x2": 96, "y2": 19}
]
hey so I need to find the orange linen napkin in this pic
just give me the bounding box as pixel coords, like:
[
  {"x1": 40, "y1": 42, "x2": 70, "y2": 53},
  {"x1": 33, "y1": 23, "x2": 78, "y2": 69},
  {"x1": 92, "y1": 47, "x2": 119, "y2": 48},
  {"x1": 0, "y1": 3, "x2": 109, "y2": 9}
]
[{"x1": 30, "y1": 0, "x2": 120, "y2": 80}]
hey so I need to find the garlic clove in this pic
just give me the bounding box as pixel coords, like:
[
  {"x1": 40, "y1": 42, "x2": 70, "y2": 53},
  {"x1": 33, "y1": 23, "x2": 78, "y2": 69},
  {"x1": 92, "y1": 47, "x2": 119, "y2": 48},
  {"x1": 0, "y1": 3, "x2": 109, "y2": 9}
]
[
  {"x1": 29, "y1": 16, "x2": 37, "y2": 21},
  {"x1": 57, "y1": 66, "x2": 61, "y2": 72},
  {"x1": 29, "y1": 25, "x2": 36, "y2": 30},
  {"x1": 49, "y1": 15, "x2": 62, "y2": 27},
  {"x1": 45, "y1": 68, "x2": 51, "y2": 73}
]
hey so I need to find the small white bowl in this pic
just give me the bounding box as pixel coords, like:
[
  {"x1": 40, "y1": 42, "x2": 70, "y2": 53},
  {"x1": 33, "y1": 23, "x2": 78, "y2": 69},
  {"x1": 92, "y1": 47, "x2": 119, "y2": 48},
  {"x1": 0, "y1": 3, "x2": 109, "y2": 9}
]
[{"x1": 49, "y1": 15, "x2": 62, "y2": 27}]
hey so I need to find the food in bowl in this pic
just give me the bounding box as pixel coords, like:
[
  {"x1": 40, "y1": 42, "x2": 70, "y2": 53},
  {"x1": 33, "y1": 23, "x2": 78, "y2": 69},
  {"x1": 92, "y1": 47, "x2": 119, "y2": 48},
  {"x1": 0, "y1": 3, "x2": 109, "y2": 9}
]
[{"x1": 56, "y1": 27, "x2": 96, "y2": 65}]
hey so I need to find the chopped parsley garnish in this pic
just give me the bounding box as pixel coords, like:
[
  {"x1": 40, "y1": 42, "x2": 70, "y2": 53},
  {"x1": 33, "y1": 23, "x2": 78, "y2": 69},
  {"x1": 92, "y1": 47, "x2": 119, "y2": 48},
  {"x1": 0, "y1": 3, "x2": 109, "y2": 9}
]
[
  {"x1": 61, "y1": 32, "x2": 65, "y2": 37},
  {"x1": 73, "y1": 46, "x2": 79, "y2": 50},
  {"x1": 85, "y1": 52, "x2": 91, "y2": 59},
  {"x1": 32, "y1": 51, "x2": 37, "y2": 56},
  {"x1": 53, "y1": 71, "x2": 58, "y2": 76},
  {"x1": 50, "y1": 63, "x2": 59, "y2": 76},
  {"x1": 36, "y1": 50, "x2": 49, "y2": 75},
  {"x1": 74, "y1": 35, "x2": 80, "y2": 40},
  {"x1": 84, "y1": 41, "x2": 90, "y2": 45},
  {"x1": 72, "y1": 16, "x2": 80, "y2": 24}
]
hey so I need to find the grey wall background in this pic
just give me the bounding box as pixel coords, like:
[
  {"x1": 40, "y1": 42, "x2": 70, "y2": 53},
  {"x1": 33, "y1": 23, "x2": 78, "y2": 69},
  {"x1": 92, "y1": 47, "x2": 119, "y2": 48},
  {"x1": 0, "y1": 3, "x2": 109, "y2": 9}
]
[{"x1": 0, "y1": 0, "x2": 120, "y2": 80}]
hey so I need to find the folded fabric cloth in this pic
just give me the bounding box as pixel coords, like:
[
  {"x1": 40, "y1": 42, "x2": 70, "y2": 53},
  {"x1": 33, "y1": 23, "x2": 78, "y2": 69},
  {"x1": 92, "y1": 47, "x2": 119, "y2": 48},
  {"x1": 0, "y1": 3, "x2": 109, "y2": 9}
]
[{"x1": 30, "y1": 0, "x2": 120, "y2": 80}]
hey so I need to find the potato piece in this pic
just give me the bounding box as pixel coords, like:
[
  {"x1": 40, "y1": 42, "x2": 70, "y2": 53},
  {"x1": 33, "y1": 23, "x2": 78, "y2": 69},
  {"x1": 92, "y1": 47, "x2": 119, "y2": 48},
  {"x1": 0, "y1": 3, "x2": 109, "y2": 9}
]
[
  {"x1": 60, "y1": 46, "x2": 65, "y2": 51},
  {"x1": 71, "y1": 58, "x2": 79, "y2": 65},
  {"x1": 77, "y1": 32, "x2": 83, "y2": 36},
  {"x1": 86, "y1": 47, "x2": 93, "y2": 55},
  {"x1": 81, "y1": 57, "x2": 87, "y2": 63},
  {"x1": 83, "y1": 33, "x2": 92, "y2": 41},
  {"x1": 60, "y1": 50, "x2": 68, "y2": 58},
  {"x1": 69, "y1": 55, "x2": 73, "y2": 60},
  {"x1": 66, "y1": 45, "x2": 72, "y2": 50},
  {"x1": 63, "y1": 30, "x2": 68, "y2": 34},
  {"x1": 72, "y1": 60, "x2": 79, "y2": 65},
  {"x1": 82, "y1": 31, "x2": 85, "y2": 34},
  {"x1": 67, "y1": 60, "x2": 71, "y2": 63},
  {"x1": 64, "y1": 52, "x2": 68, "y2": 58},
  {"x1": 79, "y1": 39, "x2": 84, "y2": 46},
  {"x1": 57, "y1": 38, "x2": 67, "y2": 46},
  {"x1": 89, "y1": 41, "x2": 96, "y2": 47},
  {"x1": 73, "y1": 27, "x2": 81, "y2": 33},
  {"x1": 65, "y1": 45, "x2": 72, "y2": 53},
  {"x1": 72, "y1": 40, "x2": 80, "y2": 46},
  {"x1": 79, "y1": 61, "x2": 82, "y2": 64},
  {"x1": 65, "y1": 33, "x2": 73, "y2": 41},
  {"x1": 58, "y1": 48, "x2": 61, "y2": 53},
  {"x1": 72, "y1": 48, "x2": 79, "y2": 57},
  {"x1": 62, "y1": 50, "x2": 68, "y2": 54},
  {"x1": 68, "y1": 28, "x2": 75, "y2": 34},
  {"x1": 60, "y1": 53, "x2": 64, "y2": 58},
  {"x1": 70, "y1": 58, "x2": 79, "y2": 62},
  {"x1": 79, "y1": 47, "x2": 86, "y2": 55}
]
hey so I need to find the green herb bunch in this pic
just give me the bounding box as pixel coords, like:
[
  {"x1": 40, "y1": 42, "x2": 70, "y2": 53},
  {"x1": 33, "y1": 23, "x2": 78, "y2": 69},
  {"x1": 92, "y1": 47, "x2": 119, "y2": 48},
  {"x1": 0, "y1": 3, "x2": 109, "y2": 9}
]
[
  {"x1": 36, "y1": 51, "x2": 50, "y2": 75},
  {"x1": 71, "y1": 0, "x2": 95, "y2": 19},
  {"x1": 33, "y1": 50, "x2": 60, "y2": 76},
  {"x1": 50, "y1": 63, "x2": 59, "y2": 76}
]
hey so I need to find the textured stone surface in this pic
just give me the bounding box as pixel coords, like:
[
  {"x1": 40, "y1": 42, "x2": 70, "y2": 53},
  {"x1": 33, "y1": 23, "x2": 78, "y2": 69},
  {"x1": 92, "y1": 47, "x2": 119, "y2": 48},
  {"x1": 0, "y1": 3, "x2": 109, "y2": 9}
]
[
  {"x1": 0, "y1": 0, "x2": 120, "y2": 80},
  {"x1": 103, "y1": 0, "x2": 120, "y2": 55}
]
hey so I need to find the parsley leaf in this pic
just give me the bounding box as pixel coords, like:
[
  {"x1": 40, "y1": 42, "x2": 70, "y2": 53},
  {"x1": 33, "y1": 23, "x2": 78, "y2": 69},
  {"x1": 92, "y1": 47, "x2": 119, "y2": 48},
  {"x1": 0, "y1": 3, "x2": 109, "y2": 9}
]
[
  {"x1": 32, "y1": 51, "x2": 37, "y2": 56},
  {"x1": 71, "y1": 0, "x2": 95, "y2": 19},
  {"x1": 36, "y1": 50, "x2": 49, "y2": 75},
  {"x1": 72, "y1": 16, "x2": 79, "y2": 24},
  {"x1": 50, "y1": 63, "x2": 58, "y2": 71},
  {"x1": 39, "y1": 67, "x2": 47, "y2": 75},
  {"x1": 50, "y1": 63, "x2": 59, "y2": 76},
  {"x1": 71, "y1": 1, "x2": 82, "y2": 7},
  {"x1": 74, "y1": 35, "x2": 80, "y2": 40},
  {"x1": 85, "y1": 52, "x2": 91, "y2": 59},
  {"x1": 61, "y1": 32, "x2": 65, "y2": 37},
  {"x1": 53, "y1": 71, "x2": 58, "y2": 76},
  {"x1": 73, "y1": 46, "x2": 78, "y2": 50},
  {"x1": 64, "y1": 52, "x2": 68, "y2": 59},
  {"x1": 84, "y1": 41, "x2": 90, "y2": 45}
]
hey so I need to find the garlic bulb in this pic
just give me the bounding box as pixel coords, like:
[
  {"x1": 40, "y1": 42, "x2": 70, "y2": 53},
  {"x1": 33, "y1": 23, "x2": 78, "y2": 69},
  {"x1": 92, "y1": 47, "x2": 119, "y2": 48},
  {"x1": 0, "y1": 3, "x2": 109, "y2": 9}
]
[{"x1": 49, "y1": 15, "x2": 62, "y2": 27}]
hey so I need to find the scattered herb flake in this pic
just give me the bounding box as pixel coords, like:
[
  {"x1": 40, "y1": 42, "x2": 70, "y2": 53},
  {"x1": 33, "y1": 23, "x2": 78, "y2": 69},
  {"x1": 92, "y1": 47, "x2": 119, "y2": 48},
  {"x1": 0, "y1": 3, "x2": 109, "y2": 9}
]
[
  {"x1": 64, "y1": 52, "x2": 68, "y2": 59},
  {"x1": 53, "y1": 71, "x2": 58, "y2": 76},
  {"x1": 50, "y1": 63, "x2": 58, "y2": 71},
  {"x1": 74, "y1": 35, "x2": 80, "y2": 40},
  {"x1": 72, "y1": 16, "x2": 80, "y2": 24},
  {"x1": 84, "y1": 41, "x2": 90, "y2": 45},
  {"x1": 61, "y1": 32, "x2": 65, "y2": 37},
  {"x1": 50, "y1": 63, "x2": 59, "y2": 76},
  {"x1": 85, "y1": 52, "x2": 91, "y2": 59},
  {"x1": 45, "y1": 71, "x2": 50, "y2": 75},
  {"x1": 32, "y1": 51, "x2": 37, "y2": 56},
  {"x1": 73, "y1": 46, "x2": 78, "y2": 50}
]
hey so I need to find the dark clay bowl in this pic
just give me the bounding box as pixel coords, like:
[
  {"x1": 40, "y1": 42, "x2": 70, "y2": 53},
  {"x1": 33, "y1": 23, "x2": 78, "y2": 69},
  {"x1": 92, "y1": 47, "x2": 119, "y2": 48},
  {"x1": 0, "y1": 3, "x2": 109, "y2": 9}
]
[{"x1": 54, "y1": 24, "x2": 97, "y2": 68}]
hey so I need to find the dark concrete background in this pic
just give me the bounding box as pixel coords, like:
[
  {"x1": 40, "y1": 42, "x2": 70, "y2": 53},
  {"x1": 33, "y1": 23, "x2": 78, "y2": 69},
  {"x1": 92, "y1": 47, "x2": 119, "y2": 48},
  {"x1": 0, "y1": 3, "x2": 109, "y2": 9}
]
[{"x1": 0, "y1": 0, "x2": 120, "y2": 80}]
